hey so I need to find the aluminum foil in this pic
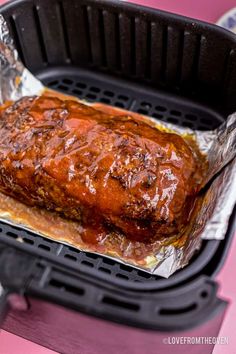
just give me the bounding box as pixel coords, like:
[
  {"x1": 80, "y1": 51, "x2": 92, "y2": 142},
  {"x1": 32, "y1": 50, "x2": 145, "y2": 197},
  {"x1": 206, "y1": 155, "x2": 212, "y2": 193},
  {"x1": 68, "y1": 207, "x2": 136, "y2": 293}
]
[
  {"x1": 0, "y1": 15, "x2": 43, "y2": 104},
  {"x1": 0, "y1": 14, "x2": 235, "y2": 277}
]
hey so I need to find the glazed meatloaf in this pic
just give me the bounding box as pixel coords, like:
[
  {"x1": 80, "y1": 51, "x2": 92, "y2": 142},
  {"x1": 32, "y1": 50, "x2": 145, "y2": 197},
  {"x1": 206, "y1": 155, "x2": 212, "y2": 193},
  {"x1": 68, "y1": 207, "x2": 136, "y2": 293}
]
[{"x1": 0, "y1": 95, "x2": 204, "y2": 243}]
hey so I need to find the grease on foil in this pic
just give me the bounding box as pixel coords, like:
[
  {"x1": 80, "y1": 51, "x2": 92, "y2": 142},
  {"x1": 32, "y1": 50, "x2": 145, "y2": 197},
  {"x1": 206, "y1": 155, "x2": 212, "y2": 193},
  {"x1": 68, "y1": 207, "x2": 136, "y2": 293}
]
[{"x1": 0, "y1": 14, "x2": 235, "y2": 277}]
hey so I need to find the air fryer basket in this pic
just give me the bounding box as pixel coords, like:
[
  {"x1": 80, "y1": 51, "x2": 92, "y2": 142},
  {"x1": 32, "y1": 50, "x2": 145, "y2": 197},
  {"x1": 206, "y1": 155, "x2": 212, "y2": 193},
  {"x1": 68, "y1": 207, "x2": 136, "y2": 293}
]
[{"x1": 0, "y1": 0, "x2": 235, "y2": 334}]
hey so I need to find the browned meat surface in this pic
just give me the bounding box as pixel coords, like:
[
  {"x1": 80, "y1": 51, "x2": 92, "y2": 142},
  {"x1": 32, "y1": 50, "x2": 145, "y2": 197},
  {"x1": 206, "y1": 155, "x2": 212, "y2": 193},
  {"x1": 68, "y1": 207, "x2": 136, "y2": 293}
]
[{"x1": 0, "y1": 95, "x2": 204, "y2": 243}]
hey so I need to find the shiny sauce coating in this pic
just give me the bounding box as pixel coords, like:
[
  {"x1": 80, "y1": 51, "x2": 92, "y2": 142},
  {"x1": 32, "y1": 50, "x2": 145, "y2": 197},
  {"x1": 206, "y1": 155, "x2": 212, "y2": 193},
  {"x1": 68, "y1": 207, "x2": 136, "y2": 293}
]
[{"x1": 0, "y1": 95, "x2": 206, "y2": 246}]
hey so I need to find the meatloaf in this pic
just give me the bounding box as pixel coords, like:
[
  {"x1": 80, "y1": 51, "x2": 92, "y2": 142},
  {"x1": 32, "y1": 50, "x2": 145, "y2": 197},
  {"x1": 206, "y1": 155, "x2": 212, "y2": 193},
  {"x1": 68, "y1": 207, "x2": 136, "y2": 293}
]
[{"x1": 0, "y1": 95, "x2": 204, "y2": 243}]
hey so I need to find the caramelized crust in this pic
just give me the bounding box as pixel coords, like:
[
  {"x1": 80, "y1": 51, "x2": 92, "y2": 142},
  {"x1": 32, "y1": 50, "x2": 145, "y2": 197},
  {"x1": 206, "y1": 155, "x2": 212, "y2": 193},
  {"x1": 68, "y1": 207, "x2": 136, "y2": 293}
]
[{"x1": 0, "y1": 95, "x2": 204, "y2": 243}]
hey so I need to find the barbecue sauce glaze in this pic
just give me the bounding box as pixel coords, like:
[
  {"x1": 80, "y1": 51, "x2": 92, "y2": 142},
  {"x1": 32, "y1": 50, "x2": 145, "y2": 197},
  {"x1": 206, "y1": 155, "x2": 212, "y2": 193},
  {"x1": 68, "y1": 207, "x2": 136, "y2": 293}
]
[{"x1": 0, "y1": 94, "x2": 206, "y2": 246}]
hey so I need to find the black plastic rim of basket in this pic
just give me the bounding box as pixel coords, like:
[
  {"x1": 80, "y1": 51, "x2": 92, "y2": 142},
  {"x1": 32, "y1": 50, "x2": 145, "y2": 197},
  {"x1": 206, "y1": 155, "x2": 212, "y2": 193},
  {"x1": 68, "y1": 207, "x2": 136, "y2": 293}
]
[
  {"x1": 0, "y1": 206, "x2": 235, "y2": 293},
  {"x1": 3, "y1": 0, "x2": 236, "y2": 43},
  {"x1": 0, "y1": 0, "x2": 235, "y2": 293}
]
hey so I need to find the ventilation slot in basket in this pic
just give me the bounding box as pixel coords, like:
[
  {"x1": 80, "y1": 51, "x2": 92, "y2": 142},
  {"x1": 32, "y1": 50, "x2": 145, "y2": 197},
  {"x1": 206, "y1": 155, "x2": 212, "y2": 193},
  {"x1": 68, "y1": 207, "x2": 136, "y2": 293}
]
[
  {"x1": 49, "y1": 278, "x2": 85, "y2": 296},
  {"x1": 9, "y1": 15, "x2": 26, "y2": 66},
  {"x1": 45, "y1": 75, "x2": 220, "y2": 130},
  {"x1": 159, "y1": 303, "x2": 197, "y2": 316},
  {"x1": 33, "y1": 6, "x2": 48, "y2": 64},
  {"x1": 102, "y1": 296, "x2": 140, "y2": 312},
  {"x1": 58, "y1": 1, "x2": 71, "y2": 63}
]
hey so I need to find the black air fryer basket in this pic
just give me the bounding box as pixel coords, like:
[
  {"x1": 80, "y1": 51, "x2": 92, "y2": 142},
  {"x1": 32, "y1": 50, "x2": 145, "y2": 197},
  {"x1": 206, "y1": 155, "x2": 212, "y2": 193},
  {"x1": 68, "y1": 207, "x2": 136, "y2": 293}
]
[{"x1": 0, "y1": 1, "x2": 236, "y2": 353}]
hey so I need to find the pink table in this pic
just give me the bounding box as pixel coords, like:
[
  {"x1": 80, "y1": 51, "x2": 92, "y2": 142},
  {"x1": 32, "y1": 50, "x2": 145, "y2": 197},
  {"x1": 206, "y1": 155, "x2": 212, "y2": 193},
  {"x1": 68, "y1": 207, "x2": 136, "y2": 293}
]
[
  {"x1": 127, "y1": 0, "x2": 236, "y2": 23},
  {"x1": 0, "y1": 0, "x2": 235, "y2": 353}
]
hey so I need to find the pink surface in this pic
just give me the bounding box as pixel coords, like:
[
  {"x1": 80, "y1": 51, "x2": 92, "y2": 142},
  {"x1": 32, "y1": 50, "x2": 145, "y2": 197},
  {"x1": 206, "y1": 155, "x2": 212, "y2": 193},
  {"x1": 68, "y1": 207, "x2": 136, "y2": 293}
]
[
  {"x1": 0, "y1": 0, "x2": 235, "y2": 353},
  {"x1": 0, "y1": 331, "x2": 56, "y2": 354},
  {"x1": 127, "y1": 0, "x2": 236, "y2": 23},
  {"x1": 214, "y1": 235, "x2": 236, "y2": 354}
]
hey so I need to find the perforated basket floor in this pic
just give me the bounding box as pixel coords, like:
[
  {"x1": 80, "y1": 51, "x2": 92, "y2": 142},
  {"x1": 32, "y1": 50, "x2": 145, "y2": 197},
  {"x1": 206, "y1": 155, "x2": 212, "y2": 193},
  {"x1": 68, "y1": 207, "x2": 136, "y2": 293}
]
[{"x1": 40, "y1": 67, "x2": 222, "y2": 131}]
